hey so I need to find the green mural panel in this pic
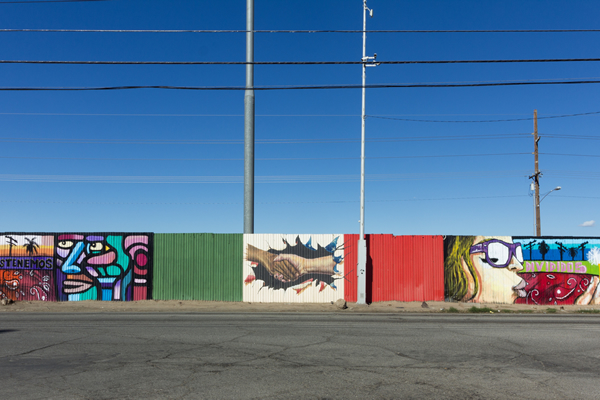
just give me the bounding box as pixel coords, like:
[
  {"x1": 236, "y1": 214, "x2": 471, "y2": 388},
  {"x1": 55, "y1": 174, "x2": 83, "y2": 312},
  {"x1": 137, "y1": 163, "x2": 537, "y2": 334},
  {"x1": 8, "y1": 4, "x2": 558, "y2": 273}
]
[{"x1": 154, "y1": 233, "x2": 243, "y2": 301}]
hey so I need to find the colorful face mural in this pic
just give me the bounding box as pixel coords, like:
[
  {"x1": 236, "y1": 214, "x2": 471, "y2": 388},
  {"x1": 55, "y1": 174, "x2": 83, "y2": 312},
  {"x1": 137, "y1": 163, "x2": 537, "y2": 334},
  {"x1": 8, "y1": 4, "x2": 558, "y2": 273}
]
[
  {"x1": 514, "y1": 238, "x2": 600, "y2": 305},
  {"x1": 243, "y1": 234, "x2": 345, "y2": 303},
  {"x1": 445, "y1": 236, "x2": 600, "y2": 305},
  {"x1": 55, "y1": 234, "x2": 152, "y2": 301},
  {"x1": 444, "y1": 236, "x2": 525, "y2": 303},
  {"x1": 0, "y1": 233, "x2": 152, "y2": 302}
]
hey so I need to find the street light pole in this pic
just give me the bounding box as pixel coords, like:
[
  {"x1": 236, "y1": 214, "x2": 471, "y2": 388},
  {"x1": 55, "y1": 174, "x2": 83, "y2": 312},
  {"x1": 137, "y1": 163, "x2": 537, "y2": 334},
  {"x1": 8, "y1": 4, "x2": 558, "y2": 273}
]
[
  {"x1": 536, "y1": 186, "x2": 561, "y2": 236},
  {"x1": 357, "y1": 0, "x2": 377, "y2": 305}
]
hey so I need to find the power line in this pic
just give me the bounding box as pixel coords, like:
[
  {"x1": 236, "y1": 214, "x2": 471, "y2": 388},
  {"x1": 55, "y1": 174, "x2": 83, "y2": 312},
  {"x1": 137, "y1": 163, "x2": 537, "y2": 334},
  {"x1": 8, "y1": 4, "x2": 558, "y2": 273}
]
[
  {"x1": 540, "y1": 153, "x2": 600, "y2": 158},
  {"x1": 3, "y1": 28, "x2": 600, "y2": 33},
  {"x1": 0, "y1": 153, "x2": 596, "y2": 163},
  {"x1": 4, "y1": 57, "x2": 600, "y2": 65},
  {"x1": 545, "y1": 134, "x2": 600, "y2": 140},
  {"x1": 0, "y1": 0, "x2": 109, "y2": 3},
  {"x1": 4, "y1": 194, "x2": 600, "y2": 207},
  {"x1": 0, "y1": 112, "x2": 363, "y2": 117},
  {"x1": 0, "y1": 170, "x2": 531, "y2": 183},
  {"x1": 0, "y1": 133, "x2": 530, "y2": 144},
  {"x1": 4, "y1": 80, "x2": 600, "y2": 91},
  {"x1": 369, "y1": 110, "x2": 600, "y2": 123},
  {"x1": 0, "y1": 152, "x2": 531, "y2": 162},
  {"x1": 0, "y1": 195, "x2": 533, "y2": 206},
  {"x1": 0, "y1": 111, "x2": 596, "y2": 119}
]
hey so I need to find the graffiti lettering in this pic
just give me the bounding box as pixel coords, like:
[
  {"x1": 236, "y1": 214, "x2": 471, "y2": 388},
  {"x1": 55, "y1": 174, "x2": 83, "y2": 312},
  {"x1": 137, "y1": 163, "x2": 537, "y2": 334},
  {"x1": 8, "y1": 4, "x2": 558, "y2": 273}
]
[
  {"x1": 0, "y1": 257, "x2": 53, "y2": 269},
  {"x1": 525, "y1": 261, "x2": 586, "y2": 274},
  {"x1": 0, "y1": 233, "x2": 153, "y2": 302},
  {"x1": 446, "y1": 236, "x2": 599, "y2": 305}
]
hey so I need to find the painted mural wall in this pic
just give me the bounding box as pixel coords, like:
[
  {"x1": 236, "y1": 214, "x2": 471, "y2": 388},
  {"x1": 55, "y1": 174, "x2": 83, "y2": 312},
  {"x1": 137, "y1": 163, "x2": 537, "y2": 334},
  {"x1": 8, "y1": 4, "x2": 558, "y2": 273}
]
[
  {"x1": 243, "y1": 234, "x2": 346, "y2": 303},
  {"x1": 444, "y1": 236, "x2": 600, "y2": 305},
  {"x1": 4, "y1": 232, "x2": 598, "y2": 305},
  {"x1": 0, "y1": 233, "x2": 153, "y2": 302}
]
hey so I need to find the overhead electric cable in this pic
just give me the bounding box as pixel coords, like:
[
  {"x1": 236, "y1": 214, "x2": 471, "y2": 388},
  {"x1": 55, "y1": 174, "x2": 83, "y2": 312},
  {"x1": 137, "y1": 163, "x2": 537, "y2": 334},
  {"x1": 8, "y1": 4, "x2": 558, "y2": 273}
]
[
  {"x1": 0, "y1": 111, "x2": 597, "y2": 119},
  {"x1": 0, "y1": 133, "x2": 530, "y2": 144},
  {"x1": 540, "y1": 153, "x2": 600, "y2": 157},
  {"x1": 0, "y1": 112, "x2": 364, "y2": 117},
  {"x1": 4, "y1": 80, "x2": 600, "y2": 91},
  {"x1": 4, "y1": 57, "x2": 600, "y2": 65},
  {"x1": 0, "y1": 170, "x2": 532, "y2": 183},
  {"x1": 369, "y1": 110, "x2": 600, "y2": 122},
  {"x1": 0, "y1": 152, "x2": 530, "y2": 162},
  {"x1": 2, "y1": 28, "x2": 600, "y2": 33},
  {"x1": 0, "y1": 195, "x2": 534, "y2": 206},
  {"x1": 0, "y1": 0, "x2": 109, "y2": 3},
  {"x1": 545, "y1": 134, "x2": 600, "y2": 140}
]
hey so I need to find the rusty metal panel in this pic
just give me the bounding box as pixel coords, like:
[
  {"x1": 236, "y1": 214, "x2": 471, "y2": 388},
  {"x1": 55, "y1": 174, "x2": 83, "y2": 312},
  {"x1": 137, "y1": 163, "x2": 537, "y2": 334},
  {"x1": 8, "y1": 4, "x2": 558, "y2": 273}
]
[
  {"x1": 154, "y1": 233, "x2": 242, "y2": 301},
  {"x1": 243, "y1": 234, "x2": 345, "y2": 303}
]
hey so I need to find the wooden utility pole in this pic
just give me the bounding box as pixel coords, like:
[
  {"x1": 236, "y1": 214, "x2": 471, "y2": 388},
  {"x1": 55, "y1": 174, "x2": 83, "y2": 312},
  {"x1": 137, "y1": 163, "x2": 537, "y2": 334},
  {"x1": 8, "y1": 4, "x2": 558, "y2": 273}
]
[{"x1": 530, "y1": 110, "x2": 542, "y2": 236}]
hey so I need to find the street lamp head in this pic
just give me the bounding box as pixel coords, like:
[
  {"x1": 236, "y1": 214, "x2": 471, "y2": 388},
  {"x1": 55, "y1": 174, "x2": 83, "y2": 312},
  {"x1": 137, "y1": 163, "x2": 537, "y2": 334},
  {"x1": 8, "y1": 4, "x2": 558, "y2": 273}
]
[{"x1": 555, "y1": 186, "x2": 561, "y2": 191}]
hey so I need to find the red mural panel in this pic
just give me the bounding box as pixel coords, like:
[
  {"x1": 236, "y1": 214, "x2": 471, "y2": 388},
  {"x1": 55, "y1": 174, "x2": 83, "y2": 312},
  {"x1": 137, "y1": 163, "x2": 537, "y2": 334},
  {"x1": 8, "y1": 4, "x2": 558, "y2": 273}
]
[
  {"x1": 344, "y1": 234, "x2": 444, "y2": 303},
  {"x1": 344, "y1": 234, "x2": 358, "y2": 303},
  {"x1": 514, "y1": 273, "x2": 594, "y2": 305},
  {"x1": 0, "y1": 269, "x2": 56, "y2": 302}
]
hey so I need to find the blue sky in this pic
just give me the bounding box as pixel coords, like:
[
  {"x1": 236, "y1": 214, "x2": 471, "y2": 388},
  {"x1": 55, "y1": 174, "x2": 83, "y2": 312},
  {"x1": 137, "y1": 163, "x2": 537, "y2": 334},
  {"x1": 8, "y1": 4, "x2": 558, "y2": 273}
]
[{"x1": 0, "y1": 0, "x2": 599, "y2": 236}]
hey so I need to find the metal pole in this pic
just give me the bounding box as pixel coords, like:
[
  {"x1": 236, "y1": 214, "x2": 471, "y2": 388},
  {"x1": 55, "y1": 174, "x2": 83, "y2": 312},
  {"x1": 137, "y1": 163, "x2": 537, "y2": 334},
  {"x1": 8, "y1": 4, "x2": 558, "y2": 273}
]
[
  {"x1": 534, "y1": 110, "x2": 541, "y2": 236},
  {"x1": 244, "y1": 0, "x2": 255, "y2": 233},
  {"x1": 356, "y1": 0, "x2": 369, "y2": 305},
  {"x1": 360, "y1": 2, "x2": 367, "y2": 241}
]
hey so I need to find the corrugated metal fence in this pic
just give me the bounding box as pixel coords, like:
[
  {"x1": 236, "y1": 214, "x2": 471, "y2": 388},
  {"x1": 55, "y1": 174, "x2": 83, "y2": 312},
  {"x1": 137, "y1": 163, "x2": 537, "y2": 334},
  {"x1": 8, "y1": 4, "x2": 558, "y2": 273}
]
[
  {"x1": 154, "y1": 233, "x2": 242, "y2": 301},
  {"x1": 345, "y1": 234, "x2": 444, "y2": 303},
  {"x1": 243, "y1": 234, "x2": 345, "y2": 303},
  {"x1": 1, "y1": 231, "x2": 444, "y2": 303}
]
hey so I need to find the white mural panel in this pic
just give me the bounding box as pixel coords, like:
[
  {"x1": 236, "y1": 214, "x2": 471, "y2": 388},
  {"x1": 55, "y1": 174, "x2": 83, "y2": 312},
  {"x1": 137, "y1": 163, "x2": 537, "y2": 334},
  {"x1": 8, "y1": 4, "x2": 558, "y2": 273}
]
[{"x1": 243, "y1": 234, "x2": 345, "y2": 303}]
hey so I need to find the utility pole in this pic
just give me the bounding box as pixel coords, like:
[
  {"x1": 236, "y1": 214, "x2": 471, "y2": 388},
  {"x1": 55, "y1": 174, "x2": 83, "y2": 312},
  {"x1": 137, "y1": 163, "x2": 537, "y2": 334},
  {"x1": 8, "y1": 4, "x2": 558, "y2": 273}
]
[
  {"x1": 357, "y1": 0, "x2": 378, "y2": 305},
  {"x1": 244, "y1": 0, "x2": 255, "y2": 233},
  {"x1": 529, "y1": 110, "x2": 542, "y2": 237}
]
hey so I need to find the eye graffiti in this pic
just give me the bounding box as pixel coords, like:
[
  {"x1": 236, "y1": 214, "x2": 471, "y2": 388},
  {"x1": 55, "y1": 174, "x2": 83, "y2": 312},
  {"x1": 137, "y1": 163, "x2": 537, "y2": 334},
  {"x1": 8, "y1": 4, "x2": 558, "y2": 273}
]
[
  {"x1": 55, "y1": 234, "x2": 153, "y2": 302},
  {"x1": 0, "y1": 233, "x2": 153, "y2": 302},
  {"x1": 446, "y1": 236, "x2": 600, "y2": 305},
  {"x1": 469, "y1": 240, "x2": 524, "y2": 268}
]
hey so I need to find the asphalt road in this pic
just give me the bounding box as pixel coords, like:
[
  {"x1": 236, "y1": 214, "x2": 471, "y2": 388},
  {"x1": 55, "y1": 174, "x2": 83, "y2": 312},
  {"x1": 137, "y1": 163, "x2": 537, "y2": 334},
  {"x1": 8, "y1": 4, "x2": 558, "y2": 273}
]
[{"x1": 1, "y1": 313, "x2": 599, "y2": 399}]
